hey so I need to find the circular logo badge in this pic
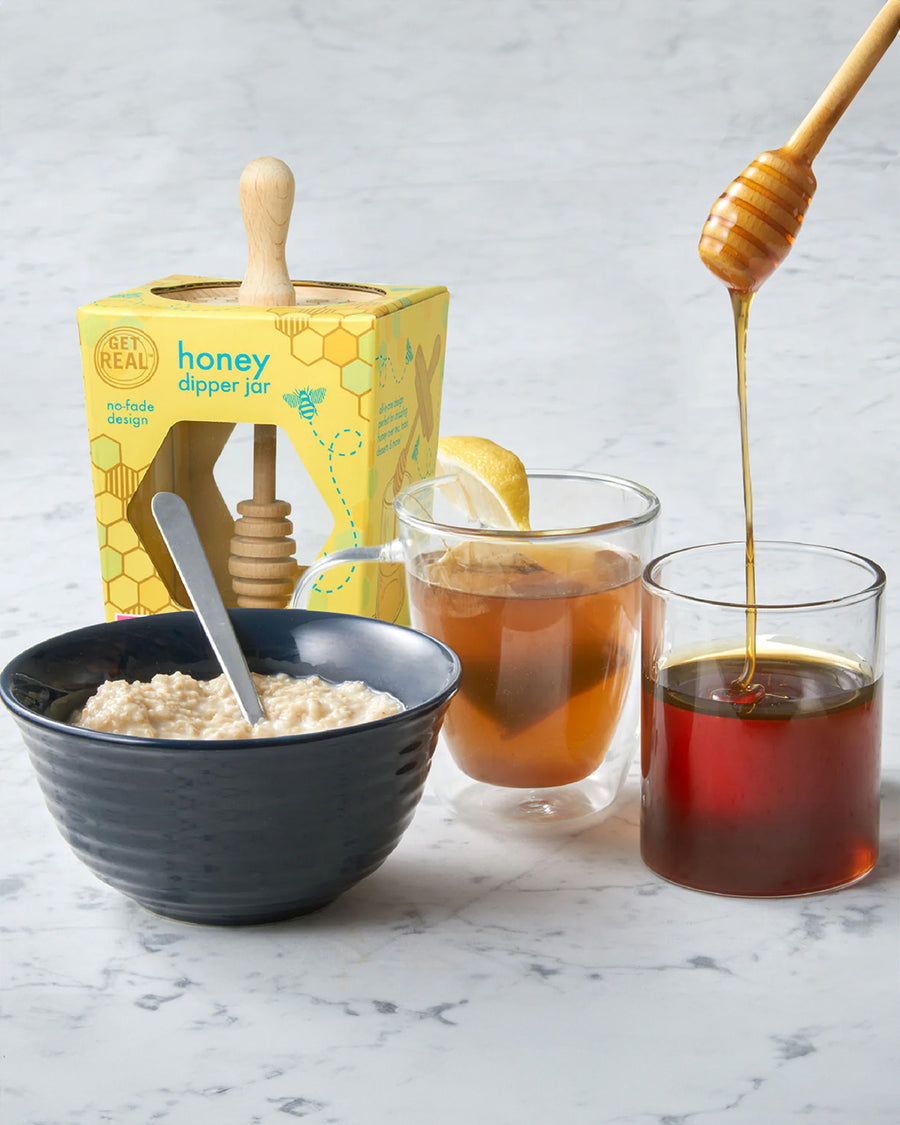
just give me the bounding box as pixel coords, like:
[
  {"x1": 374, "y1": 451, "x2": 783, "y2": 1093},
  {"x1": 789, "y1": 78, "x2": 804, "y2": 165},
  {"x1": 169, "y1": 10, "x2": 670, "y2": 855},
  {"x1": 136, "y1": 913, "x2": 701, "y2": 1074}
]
[{"x1": 94, "y1": 328, "x2": 159, "y2": 389}]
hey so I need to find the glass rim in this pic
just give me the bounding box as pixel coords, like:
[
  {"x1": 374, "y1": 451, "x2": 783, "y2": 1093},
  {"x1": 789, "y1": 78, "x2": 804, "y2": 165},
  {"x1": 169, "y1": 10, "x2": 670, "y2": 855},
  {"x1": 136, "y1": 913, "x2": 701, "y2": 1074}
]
[
  {"x1": 642, "y1": 540, "x2": 886, "y2": 611},
  {"x1": 394, "y1": 468, "x2": 661, "y2": 540}
]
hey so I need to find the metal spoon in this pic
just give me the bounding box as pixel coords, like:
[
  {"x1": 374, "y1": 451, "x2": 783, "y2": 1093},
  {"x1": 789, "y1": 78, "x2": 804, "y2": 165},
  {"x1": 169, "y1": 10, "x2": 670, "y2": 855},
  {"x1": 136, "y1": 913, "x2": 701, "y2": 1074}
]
[{"x1": 151, "y1": 491, "x2": 266, "y2": 725}]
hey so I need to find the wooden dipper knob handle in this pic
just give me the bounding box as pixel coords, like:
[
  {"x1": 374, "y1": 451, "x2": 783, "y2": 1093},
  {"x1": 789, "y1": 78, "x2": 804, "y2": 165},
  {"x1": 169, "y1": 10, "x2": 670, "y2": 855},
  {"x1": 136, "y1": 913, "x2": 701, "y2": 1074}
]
[
  {"x1": 699, "y1": 0, "x2": 900, "y2": 293},
  {"x1": 238, "y1": 157, "x2": 297, "y2": 307}
]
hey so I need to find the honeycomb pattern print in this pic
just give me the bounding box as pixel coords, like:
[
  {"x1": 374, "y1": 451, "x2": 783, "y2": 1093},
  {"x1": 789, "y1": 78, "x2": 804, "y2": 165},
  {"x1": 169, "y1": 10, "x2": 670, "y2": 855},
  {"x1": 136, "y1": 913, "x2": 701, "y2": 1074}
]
[
  {"x1": 274, "y1": 315, "x2": 375, "y2": 419},
  {"x1": 90, "y1": 434, "x2": 174, "y2": 617}
]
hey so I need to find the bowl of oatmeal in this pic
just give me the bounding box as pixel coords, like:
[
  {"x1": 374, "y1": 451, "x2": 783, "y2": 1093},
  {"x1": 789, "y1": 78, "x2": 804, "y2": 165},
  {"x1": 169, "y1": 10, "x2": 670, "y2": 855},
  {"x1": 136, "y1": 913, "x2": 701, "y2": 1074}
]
[{"x1": 0, "y1": 609, "x2": 460, "y2": 925}]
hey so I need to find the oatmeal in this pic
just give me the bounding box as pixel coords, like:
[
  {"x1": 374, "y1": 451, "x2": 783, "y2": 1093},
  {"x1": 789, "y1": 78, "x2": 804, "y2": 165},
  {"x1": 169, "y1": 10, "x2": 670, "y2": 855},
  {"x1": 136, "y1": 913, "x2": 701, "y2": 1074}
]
[{"x1": 71, "y1": 671, "x2": 404, "y2": 740}]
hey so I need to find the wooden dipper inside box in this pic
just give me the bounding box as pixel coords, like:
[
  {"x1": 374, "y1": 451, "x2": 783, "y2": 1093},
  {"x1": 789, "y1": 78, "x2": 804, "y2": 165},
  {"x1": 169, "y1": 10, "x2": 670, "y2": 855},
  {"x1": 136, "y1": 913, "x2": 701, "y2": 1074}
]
[{"x1": 228, "y1": 156, "x2": 299, "y2": 609}]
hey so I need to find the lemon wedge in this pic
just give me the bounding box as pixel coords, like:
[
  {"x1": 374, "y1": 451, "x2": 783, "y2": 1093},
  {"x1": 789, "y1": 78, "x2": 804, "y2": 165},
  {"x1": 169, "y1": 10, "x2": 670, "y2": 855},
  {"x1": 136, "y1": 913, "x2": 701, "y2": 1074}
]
[{"x1": 436, "y1": 436, "x2": 530, "y2": 531}]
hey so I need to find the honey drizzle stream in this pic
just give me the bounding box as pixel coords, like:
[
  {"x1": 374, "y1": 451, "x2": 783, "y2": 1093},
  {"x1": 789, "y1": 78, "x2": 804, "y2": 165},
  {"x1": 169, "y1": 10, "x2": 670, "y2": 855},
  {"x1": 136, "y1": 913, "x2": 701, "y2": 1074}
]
[{"x1": 731, "y1": 288, "x2": 758, "y2": 692}]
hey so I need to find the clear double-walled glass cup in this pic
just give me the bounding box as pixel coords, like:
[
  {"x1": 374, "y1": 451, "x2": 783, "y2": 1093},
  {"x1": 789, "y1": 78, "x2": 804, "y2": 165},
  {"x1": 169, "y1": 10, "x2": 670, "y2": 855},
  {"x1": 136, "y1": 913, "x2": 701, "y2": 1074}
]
[
  {"x1": 294, "y1": 470, "x2": 660, "y2": 831},
  {"x1": 641, "y1": 541, "x2": 884, "y2": 896}
]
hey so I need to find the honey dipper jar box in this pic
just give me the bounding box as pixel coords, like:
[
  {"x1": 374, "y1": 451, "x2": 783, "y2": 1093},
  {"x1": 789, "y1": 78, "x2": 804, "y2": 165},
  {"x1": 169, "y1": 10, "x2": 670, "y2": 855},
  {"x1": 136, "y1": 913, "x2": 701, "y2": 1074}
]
[{"x1": 76, "y1": 275, "x2": 449, "y2": 623}]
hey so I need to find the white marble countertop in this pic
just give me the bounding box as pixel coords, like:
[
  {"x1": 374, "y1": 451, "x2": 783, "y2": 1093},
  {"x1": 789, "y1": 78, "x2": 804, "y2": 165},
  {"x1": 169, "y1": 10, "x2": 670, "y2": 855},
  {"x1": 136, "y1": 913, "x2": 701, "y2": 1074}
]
[{"x1": 1, "y1": 1, "x2": 898, "y2": 1121}]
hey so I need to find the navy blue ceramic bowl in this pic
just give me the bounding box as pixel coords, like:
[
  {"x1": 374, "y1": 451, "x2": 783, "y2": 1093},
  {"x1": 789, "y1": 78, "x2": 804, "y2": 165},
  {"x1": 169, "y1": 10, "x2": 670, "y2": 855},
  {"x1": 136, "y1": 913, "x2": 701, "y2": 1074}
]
[{"x1": 0, "y1": 609, "x2": 460, "y2": 925}]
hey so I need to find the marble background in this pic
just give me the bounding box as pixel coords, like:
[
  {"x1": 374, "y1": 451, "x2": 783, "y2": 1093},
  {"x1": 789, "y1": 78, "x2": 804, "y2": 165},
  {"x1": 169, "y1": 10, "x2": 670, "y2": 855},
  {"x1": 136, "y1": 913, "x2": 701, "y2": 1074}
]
[{"x1": 1, "y1": 1, "x2": 898, "y2": 1122}]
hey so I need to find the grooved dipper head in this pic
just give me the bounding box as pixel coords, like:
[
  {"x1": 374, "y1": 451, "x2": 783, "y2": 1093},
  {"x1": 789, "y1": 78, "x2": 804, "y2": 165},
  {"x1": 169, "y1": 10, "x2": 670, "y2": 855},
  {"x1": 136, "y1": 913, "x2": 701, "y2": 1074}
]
[{"x1": 698, "y1": 148, "x2": 817, "y2": 292}]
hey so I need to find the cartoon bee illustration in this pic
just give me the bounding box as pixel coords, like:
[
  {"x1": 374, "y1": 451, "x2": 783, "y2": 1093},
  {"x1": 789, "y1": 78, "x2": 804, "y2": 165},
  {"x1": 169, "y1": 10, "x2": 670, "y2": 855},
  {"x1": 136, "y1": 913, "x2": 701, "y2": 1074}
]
[{"x1": 284, "y1": 386, "x2": 326, "y2": 419}]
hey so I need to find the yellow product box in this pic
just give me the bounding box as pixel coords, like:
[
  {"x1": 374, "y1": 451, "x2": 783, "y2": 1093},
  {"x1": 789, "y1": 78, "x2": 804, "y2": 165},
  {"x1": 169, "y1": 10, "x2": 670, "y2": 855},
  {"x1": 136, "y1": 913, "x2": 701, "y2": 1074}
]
[{"x1": 76, "y1": 275, "x2": 449, "y2": 623}]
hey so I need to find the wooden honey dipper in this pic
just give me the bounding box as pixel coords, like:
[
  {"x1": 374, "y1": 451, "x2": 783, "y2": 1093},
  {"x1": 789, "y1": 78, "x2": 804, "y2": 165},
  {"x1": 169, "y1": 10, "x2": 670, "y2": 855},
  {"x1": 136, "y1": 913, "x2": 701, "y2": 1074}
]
[
  {"x1": 228, "y1": 156, "x2": 299, "y2": 608},
  {"x1": 699, "y1": 0, "x2": 900, "y2": 292}
]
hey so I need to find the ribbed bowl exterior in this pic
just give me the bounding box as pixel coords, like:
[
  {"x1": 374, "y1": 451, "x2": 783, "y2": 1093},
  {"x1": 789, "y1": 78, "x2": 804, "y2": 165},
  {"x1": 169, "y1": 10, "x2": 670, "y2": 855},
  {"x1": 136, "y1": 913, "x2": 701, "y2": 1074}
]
[
  {"x1": 17, "y1": 709, "x2": 443, "y2": 924},
  {"x1": 2, "y1": 610, "x2": 459, "y2": 925}
]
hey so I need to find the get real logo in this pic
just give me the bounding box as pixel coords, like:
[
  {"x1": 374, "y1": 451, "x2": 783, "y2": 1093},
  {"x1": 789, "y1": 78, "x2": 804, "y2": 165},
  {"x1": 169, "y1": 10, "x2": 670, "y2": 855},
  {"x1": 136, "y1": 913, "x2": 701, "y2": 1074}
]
[{"x1": 94, "y1": 328, "x2": 159, "y2": 390}]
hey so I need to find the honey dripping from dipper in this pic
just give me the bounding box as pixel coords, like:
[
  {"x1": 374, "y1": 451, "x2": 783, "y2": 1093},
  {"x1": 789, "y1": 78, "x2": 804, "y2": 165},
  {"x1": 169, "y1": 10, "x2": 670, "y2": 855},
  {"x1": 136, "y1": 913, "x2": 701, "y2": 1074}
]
[
  {"x1": 696, "y1": 1, "x2": 900, "y2": 708},
  {"x1": 716, "y1": 288, "x2": 762, "y2": 706},
  {"x1": 698, "y1": 134, "x2": 818, "y2": 707}
]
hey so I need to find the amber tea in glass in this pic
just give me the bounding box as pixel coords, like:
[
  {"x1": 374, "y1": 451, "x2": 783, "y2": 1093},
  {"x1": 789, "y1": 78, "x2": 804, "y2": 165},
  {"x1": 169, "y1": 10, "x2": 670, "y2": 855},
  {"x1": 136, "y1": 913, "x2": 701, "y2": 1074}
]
[
  {"x1": 409, "y1": 541, "x2": 640, "y2": 790},
  {"x1": 401, "y1": 470, "x2": 659, "y2": 829}
]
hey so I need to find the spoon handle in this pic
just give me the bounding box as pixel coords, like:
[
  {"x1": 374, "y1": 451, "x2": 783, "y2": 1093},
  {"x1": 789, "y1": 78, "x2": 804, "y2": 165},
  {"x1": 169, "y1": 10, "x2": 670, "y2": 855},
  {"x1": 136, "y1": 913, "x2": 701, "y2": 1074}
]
[{"x1": 152, "y1": 492, "x2": 266, "y2": 726}]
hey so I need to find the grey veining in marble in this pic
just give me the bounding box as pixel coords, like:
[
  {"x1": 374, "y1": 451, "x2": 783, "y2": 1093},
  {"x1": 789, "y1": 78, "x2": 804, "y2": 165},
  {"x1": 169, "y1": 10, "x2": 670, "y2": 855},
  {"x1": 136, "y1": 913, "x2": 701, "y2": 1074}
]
[{"x1": 1, "y1": 0, "x2": 898, "y2": 1121}]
